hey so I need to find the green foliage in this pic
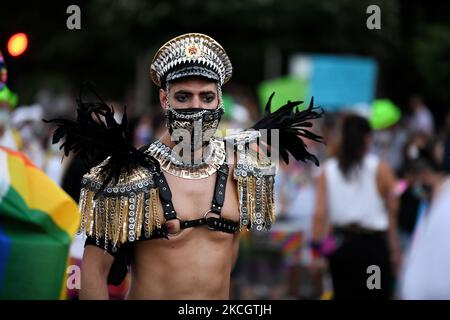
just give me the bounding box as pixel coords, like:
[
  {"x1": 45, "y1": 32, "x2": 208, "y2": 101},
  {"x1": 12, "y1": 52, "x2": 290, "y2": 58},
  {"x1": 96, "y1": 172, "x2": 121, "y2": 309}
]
[{"x1": 413, "y1": 24, "x2": 450, "y2": 102}]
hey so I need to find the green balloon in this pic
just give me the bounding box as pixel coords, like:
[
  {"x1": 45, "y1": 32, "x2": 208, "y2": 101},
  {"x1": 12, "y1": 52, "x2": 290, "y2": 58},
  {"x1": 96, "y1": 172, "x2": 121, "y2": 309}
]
[
  {"x1": 370, "y1": 99, "x2": 401, "y2": 130},
  {"x1": 0, "y1": 85, "x2": 19, "y2": 108}
]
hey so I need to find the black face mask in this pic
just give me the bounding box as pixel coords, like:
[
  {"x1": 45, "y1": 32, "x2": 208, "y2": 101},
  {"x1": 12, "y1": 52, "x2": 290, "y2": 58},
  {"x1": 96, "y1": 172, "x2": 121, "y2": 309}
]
[{"x1": 165, "y1": 106, "x2": 224, "y2": 150}]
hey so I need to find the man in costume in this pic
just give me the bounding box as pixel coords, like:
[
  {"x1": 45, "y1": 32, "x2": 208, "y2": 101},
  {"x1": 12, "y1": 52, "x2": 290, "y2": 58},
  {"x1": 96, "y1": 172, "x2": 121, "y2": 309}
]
[{"x1": 47, "y1": 33, "x2": 323, "y2": 299}]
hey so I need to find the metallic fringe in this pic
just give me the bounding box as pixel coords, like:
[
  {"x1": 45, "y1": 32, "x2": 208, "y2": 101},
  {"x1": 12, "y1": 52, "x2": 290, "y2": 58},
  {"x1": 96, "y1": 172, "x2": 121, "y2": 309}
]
[
  {"x1": 237, "y1": 175, "x2": 275, "y2": 231},
  {"x1": 78, "y1": 187, "x2": 160, "y2": 250},
  {"x1": 234, "y1": 142, "x2": 276, "y2": 232}
]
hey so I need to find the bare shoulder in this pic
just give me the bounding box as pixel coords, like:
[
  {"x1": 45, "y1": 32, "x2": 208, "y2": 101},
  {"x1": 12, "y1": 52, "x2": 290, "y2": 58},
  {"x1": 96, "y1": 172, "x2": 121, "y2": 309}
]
[
  {"x1": 377, "y1": 159, "x2": 391, "y2": 172},
  {"x1": 377, "y1": 159, "x2": 395, "y2": 180},
  {"x1": 376, "y1": 159, "x2": 397, "y2": 197}
]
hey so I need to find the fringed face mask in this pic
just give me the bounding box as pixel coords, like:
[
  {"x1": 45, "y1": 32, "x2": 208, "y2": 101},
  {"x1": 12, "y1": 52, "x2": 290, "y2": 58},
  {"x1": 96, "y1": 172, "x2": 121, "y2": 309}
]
[
  {"x1": 165, "y1": 106, "x2": 224, "y2": 150},
  {"x1": 164, "y1": 83, "x2": 224, "y2": 150}
]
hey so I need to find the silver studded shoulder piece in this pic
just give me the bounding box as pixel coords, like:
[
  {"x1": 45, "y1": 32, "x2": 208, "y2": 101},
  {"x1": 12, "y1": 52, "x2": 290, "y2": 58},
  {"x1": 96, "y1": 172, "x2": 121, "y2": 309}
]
[
  {"x1": 78, "y1": 157, "x2": 161, "y2": 251},
  {"x1": 224, "y1": 130, "x2": 261, "y2": 146},
  {"x1": 233, "y1": 144, "x2": 277, "y2": 232}
]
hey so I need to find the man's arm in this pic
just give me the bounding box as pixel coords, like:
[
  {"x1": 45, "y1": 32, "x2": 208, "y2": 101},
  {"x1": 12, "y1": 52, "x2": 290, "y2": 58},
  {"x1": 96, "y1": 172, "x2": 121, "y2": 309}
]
[
  {"x1": 79, "y1": 245, "x2": 114, "y2": 300},
  {"x1": 231, "y1": 232, "x2": 241, "y2": 270}
]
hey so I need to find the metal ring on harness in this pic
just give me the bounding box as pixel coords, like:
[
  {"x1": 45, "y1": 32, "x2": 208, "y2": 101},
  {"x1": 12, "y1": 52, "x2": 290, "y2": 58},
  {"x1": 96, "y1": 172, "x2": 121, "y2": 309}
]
[{"x1": 203, "y1": 209, "x2": 221, "y2": 230}]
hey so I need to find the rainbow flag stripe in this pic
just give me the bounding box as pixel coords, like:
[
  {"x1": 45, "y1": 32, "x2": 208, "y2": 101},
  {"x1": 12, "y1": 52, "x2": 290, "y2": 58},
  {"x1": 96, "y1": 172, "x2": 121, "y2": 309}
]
[
  {"x1": 0, "y1": 146, "x2": 80, "y2": 299},
  {"x1": 269, "y1": 230, "x2": 304, "y2": 266}
]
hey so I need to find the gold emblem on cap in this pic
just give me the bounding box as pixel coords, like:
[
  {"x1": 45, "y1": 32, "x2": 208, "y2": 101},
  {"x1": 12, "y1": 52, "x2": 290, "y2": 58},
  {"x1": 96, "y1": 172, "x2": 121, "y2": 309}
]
[{"x1": 185, "y1": 45, "x2": 202, "y2": 58}]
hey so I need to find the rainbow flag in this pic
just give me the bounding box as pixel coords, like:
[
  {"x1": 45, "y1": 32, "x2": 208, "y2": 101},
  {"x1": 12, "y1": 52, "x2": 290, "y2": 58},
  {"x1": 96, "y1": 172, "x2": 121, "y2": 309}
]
[
  {"x1": 269, "y1": 230, "x2": 304, "y2": 266},
  {"x1": 0, "y1": 146, "x2": 80, "y2": 299}
]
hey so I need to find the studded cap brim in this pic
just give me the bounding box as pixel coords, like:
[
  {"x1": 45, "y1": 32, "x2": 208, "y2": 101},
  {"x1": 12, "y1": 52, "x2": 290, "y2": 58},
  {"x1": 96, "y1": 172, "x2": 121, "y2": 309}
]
[{"x1": 165, "y1": 65, "x2": 220, "y2": 86}]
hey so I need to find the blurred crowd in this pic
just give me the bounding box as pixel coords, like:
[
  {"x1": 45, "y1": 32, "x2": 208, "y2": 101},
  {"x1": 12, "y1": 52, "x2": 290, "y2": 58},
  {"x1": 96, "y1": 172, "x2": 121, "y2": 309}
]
[
  {"x1": 1, "y1": 78, "x2": 449, "y2": 300},
  {"x1": 232, "y1": 94, "x2": 450, "y2": 300}
]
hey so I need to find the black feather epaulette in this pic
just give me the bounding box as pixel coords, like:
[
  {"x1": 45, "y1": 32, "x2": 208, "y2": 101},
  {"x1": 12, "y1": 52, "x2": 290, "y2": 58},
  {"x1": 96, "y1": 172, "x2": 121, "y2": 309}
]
[
  {"x1": 44, "y1": 83, "x2": 162, "y2": 251},
  {"x1": 44, "y1": 83, "x2": 159, "y2": 198},
  {"x1": 250, "y1": 92, "x2": 325, "y2": 166}
]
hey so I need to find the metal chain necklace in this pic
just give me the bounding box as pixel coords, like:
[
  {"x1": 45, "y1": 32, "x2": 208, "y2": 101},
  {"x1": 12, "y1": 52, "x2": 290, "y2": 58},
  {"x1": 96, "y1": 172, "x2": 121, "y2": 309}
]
[
  {"x1": 145, "y1": 138, "x2": 226, "y2": 179},
  {"x1": 147, "y1": 140, "x2": 214, "y2": 169}
]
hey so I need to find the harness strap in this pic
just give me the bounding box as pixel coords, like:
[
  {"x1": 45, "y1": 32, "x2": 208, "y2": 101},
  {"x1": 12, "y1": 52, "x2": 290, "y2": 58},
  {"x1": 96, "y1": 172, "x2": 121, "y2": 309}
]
[
  {"x1": 153, "y1": 171, "x2": 178, "y2": 221},
  {"x1": 154, "y1": 162, "x2": 229, "y2": 220},
  {"x1": 180, "y1": 216, "x2": 239, "y2": 233},
  {"x1": 211, "y1": 163, "x2": 229, "y2": 214}
]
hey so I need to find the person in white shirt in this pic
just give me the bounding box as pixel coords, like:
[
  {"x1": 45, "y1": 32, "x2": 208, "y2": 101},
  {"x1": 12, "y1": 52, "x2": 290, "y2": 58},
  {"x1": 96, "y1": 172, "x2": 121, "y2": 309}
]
[{"x1": 312, "y1": 114, "x2": 401, "y2": 299}]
